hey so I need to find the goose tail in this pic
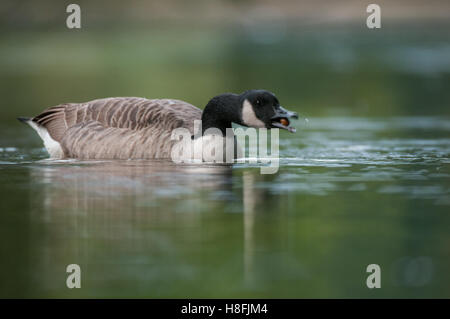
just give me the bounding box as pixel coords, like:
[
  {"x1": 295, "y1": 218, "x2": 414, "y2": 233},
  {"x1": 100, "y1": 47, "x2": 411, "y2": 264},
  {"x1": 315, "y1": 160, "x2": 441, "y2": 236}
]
[
  {"x1": 17, "y1": 117, "x2": 32, "y2": 124},
  {"x1": 17, "y1": 116, "x2": 64, "y2": 158}
]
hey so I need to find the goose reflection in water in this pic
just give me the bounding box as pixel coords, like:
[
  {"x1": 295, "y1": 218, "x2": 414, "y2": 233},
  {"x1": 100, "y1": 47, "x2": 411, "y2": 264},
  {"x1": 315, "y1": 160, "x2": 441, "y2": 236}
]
[{"x1": 27, "y1": 160, "x2": 266, "y2": 291}]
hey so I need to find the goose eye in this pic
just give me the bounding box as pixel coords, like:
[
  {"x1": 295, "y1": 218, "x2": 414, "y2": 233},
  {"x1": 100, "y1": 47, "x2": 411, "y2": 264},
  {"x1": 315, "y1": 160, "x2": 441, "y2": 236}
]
[{"x1": 256, "y1": 99, "x2": 261, "y2": 106}]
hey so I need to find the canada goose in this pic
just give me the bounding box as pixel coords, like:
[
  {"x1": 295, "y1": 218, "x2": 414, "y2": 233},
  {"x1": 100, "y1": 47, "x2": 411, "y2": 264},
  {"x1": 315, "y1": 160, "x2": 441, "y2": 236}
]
[{"x1": 18, "y1": 90, "x2": 298, "y2": 160}]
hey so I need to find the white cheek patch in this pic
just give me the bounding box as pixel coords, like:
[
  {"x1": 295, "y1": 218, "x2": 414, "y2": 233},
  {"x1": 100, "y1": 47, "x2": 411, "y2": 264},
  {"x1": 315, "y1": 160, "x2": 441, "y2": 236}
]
[{"x1": 242, "y1": 99, "x2": 265, "y2": 128}]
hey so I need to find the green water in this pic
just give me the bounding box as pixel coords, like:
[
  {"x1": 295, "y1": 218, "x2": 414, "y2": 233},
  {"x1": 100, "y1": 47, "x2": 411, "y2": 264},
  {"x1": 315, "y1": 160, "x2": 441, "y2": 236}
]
[{"x1": 0, "y1": 26, "x2": 449, "y2": 298}]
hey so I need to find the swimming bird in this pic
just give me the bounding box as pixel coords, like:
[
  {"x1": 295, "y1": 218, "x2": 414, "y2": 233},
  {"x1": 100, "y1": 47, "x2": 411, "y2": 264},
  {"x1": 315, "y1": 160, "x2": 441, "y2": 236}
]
[{"x1": 18, "y1": 90, "x2": 298, "y2": 160}]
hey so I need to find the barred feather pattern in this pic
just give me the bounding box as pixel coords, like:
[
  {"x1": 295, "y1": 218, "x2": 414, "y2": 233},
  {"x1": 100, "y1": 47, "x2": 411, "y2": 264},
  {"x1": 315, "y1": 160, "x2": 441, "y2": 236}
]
[{"x1": 32, "y1": 97, "x2": 202, "y2": 159}]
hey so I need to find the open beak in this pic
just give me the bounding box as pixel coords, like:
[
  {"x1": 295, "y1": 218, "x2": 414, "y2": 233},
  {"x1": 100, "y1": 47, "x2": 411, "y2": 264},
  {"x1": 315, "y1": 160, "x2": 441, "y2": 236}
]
[{"x1": 271, "y1": 106, "x2": 299, "y2": 133}]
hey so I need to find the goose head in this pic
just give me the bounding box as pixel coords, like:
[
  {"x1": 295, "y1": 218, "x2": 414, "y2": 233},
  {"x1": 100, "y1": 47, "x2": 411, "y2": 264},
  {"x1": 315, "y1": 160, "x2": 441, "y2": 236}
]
[{"x1": 201, "y1": 89, "x2": 298, "y2": 134}]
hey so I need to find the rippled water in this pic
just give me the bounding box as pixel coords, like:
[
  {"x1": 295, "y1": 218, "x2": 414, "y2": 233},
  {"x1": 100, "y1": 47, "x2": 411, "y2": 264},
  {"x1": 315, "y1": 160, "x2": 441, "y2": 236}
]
[{"x1": 0, "y1": 116, "x2": 449, "y2": 298}]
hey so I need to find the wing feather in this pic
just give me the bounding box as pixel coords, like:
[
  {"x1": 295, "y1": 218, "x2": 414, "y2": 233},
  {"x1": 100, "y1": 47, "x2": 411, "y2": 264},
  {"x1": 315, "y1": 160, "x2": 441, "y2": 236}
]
[
  {"x1": 31, "y1": 97, "x2": 203, "y2": 159},
  {"x1": 33, "y1": 97, "x2": 201, "y2": 139}
]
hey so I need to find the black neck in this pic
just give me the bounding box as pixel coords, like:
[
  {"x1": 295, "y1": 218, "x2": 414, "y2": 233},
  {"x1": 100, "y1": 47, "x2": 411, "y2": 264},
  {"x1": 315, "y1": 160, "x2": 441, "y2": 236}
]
[{"x1": 201, "y1": 93, "x2": 241, "y2": 135}]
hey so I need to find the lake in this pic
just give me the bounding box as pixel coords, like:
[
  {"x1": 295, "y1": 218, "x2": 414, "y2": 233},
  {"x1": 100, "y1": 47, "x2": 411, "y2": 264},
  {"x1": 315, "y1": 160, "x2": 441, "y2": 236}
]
[
  {"x1": 0, "y1": 116, "x2": 448, "y2": 298},
  {"x1": 0, "y1": 24, "x2": 449, "y2": 298}
]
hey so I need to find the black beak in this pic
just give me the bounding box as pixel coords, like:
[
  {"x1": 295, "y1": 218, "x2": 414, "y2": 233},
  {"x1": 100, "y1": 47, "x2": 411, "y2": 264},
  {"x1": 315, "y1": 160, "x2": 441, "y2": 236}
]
[{"x1": 270, "y1": 106, "x2": 299, "y2": 133}]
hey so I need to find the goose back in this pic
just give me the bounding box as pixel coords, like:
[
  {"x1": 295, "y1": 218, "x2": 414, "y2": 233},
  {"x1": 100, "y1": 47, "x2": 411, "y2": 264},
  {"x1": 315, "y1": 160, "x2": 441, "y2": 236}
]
[{"x1": 32, "y1": 97, "x2": 202, "y2": 159}]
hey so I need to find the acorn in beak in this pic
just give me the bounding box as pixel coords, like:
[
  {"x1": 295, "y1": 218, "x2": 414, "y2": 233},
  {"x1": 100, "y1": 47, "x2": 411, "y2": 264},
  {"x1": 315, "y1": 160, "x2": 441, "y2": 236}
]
[{"x1": 271, "y1": 106, "x2": 299, "y2": 133}]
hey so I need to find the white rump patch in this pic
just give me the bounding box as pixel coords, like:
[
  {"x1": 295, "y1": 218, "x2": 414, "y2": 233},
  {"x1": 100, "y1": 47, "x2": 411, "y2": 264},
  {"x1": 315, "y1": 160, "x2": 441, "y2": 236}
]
[
  {"x1": 242, "y1": 99, "x2": 265, "y2": 128},
  {"x1": 28, "y1": 121, "x2": 64, "y2": 158}
]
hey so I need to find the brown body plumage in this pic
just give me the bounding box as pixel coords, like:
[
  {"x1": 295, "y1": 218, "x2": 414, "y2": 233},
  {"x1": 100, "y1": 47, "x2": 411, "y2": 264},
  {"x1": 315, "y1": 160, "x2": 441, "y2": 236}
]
[{"x1": 28, "y1": 97, "x2": 202, "y2": 159}]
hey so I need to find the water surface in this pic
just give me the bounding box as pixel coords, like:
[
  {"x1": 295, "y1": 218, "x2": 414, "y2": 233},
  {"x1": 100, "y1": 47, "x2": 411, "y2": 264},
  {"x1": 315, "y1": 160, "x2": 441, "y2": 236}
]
[{"x1": 0, "y1": 116, "x2": 448, "y2": 298}]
